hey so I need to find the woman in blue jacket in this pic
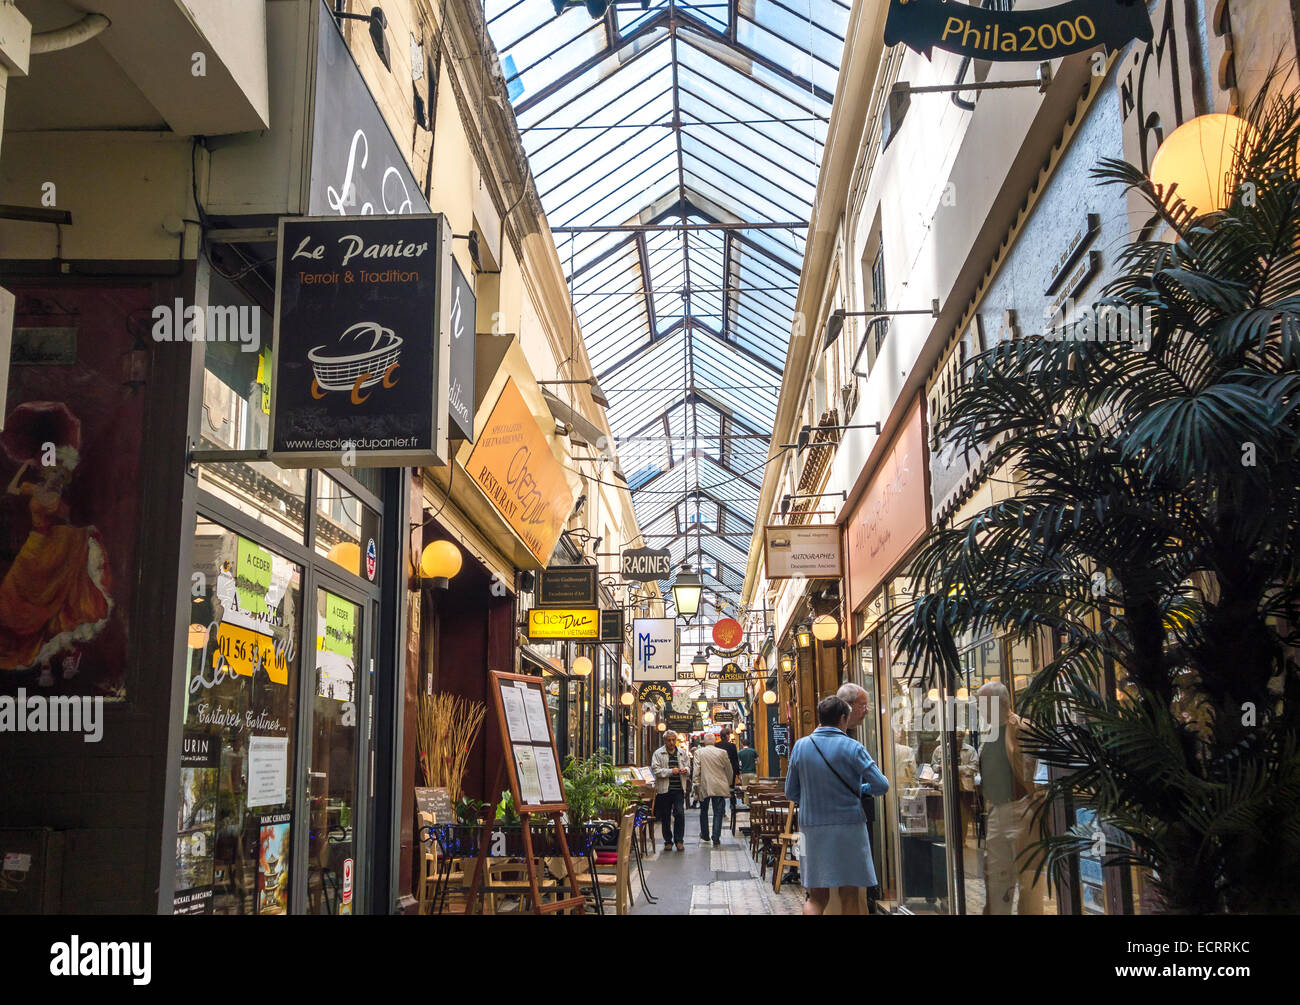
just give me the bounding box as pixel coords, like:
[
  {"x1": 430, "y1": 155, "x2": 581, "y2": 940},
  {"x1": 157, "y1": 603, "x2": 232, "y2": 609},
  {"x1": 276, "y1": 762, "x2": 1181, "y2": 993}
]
[{"x1": 786, "y1": 694, "x2": 890, "y2": 915}]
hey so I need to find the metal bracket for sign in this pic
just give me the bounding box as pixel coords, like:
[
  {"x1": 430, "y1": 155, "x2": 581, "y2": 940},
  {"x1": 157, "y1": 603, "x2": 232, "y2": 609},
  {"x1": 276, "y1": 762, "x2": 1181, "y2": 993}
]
[
  {"x1": 894, "y1": 60, "x2": 1052, "y2": 98},
  {"x1": 186, "y1": 444, "x2": 272, "y2": 478}
]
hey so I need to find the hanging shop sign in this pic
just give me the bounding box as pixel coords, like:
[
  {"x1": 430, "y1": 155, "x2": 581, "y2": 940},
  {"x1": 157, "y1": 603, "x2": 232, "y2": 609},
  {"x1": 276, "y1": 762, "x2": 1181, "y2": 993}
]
[
  {"x1": 537, "y1": 565, "x2": 598, "y2": 607},
  {"x1": 526, "y1": 608, "x2": 599, "y2": 640},
  {"x1": 447, "y1": 259, "x2": 476, "y2": 442},
  {"x1": 632, "y1": 617, "x2": 676, "y2": 682},
  {"x1": 718, "y1": 667, "x2": 747, "y2": 701},
  {"x1": 711, "y1": 618, "x2": 743, "y2": 649},
  {"x1": 620, "y1": 546, "x2": 672, "y2": 582},
  {"x1": 269, "y1": 214, "x2": 450, "y2": 467},
  {"x1": 665, "y1": 713, "x2": 696, "y2": 732},
  {"x1": 847, "y1": 396, "x2": 929, "y2": 614},
  {"x1": 600, "y1": 608, "x2": 625, "y2": 644},
  {"x1": 308, "y1": 5, "x2": 432, "y2": 217},
  {"x1": 466, "y1": 377, "x2": 574, "y2": 565},
  {"x1": 636, "y1": 681, "x2": 672, "y2": 706},
  {"x1": 713, "y1": 711, "x2": 736, "y2": 723},
  {"x1": 883, "y1": 0, "x2": 1152, "y2": 61},
  {"x1": 763, "y1": 524, "x2": 843, "y2": 580}
]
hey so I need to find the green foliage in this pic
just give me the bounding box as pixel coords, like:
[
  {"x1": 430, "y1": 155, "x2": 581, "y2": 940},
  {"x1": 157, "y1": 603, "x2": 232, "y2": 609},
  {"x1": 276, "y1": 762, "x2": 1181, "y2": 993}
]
[
  {"x1": 494, "y1": 790, "x2": 519, "y2": 824},
  {"x1": 891, "y1": 75, "x2": 1300, "y2": 913},
  {"x1": 561, "y1": 750, "x2": 642, "y2": 823},
  {"x1": 454, "y1": 796, "x2": 484, "y2": 825}
]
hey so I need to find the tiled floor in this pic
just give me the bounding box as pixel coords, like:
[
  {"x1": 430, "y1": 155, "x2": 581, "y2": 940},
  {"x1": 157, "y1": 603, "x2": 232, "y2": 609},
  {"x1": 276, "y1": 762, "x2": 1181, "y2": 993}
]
[{"x1": 631, "y1": 805, "x2": 805, "y2": 915}]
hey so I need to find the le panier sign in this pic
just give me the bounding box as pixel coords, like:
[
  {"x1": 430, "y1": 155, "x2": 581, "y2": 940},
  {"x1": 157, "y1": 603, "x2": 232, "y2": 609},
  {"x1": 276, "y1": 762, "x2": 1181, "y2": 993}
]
[
  {"x1": 763, "y1": 524, "x2": 843, "y2": 579},
  {"x1": 466, "y1": 377, "x2": 574, "y2": 565},
  {"x1": 270, "y1": 214, "x2": 452, "y2": 467},
  {"x1": 527, "y1": 608, "x2": 599, "y2": 640},
  {"x1": 884, "y1": 0, "x2": 1152, "y2": 61}
]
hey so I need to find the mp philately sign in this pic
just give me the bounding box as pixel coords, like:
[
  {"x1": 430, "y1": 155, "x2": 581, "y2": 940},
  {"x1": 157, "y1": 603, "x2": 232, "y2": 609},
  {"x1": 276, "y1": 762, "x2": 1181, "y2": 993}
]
[
  {"x1": 270, "y1": 214, "x2": 451, "y2": 467},
  {"x1": 884, "y1": 0, "x2": 1151, "y2": 61},
  {"x1": 632, "y1": 617, "x2": 676, "y2": 682}
]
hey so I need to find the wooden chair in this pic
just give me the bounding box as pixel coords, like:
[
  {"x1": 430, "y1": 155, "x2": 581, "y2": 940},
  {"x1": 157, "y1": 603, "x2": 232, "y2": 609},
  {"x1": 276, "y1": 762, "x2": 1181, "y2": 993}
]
[
  {"x1": 590, "y1": 809, "x2": 637, "y2": 915},
  {"x1": 773, "y1": 803, "x2": 800, "y2": 894},
  {"x1": 757, "y1": 798, "x2": 790, "y2": 881},
  {"x1": 483, "y1": 858, "x2": 559, "y2": 914}
]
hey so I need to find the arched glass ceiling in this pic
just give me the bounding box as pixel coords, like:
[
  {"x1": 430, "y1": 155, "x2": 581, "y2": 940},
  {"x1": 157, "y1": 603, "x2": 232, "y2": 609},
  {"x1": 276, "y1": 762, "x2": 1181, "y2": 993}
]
[{"x1": 486, "y1": 0, "x2": 848, "y2": 616}]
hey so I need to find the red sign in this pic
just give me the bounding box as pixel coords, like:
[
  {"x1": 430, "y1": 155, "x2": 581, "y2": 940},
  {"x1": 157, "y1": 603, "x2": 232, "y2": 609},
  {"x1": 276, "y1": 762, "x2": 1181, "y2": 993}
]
[
  {"x1": 712, "y1": 618, "x2": 743, "y2": 649},
  {"x1": 342, "y1": 858, "x2": 354, "y2": 905}
]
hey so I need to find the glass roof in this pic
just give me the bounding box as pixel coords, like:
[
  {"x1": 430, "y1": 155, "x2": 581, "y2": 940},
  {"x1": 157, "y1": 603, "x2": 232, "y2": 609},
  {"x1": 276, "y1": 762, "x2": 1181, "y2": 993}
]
[{"x1": 487, "y1": 0, "x2": 847, "y2": 609}]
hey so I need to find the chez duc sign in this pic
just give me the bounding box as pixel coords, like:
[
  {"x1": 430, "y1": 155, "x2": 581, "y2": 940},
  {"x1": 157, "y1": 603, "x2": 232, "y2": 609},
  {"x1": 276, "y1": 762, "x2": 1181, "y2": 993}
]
[
  {"x1": 884, "y1": 0, "x2": 1152, "y2": 60},
  {"x1": 269, "y1": 214, "x2": 452, "y2": 467}
]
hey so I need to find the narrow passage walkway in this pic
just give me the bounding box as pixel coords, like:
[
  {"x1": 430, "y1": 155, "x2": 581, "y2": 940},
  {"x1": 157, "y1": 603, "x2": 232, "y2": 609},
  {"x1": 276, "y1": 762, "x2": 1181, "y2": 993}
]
[{"x1": 632, "y1": 803, "x2": 805, "y2": 916}]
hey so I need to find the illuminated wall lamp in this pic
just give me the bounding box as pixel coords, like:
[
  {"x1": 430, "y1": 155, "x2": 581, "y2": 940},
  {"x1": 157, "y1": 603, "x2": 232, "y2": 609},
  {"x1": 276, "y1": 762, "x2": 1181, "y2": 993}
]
[{"x1": 419, "y1": 540, "x2": 463, "y2": 590}]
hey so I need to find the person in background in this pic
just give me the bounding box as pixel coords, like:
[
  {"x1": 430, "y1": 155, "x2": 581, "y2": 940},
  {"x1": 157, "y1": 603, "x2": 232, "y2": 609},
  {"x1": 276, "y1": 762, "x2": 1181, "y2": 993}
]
[
  {"x1": 737, "y1": 738, "x2": 759, "y2": 786},
  {"x1": 686, "y1": 737, "x2": 699, "y2": 806},
  {"x1": 786, "y1": 695, "x2": 890, "y2": 915},
  {"x1": 716, "y1": 728, "x2": 743, "y2": 781},
  {"x1": 692, "y1": 733, "x2": 735, "y2": 847},
  {"x1": 837, "y1": 682, "x2": 871, "y2": 732},
  {"x1": 651, "y1": 731, "x2": 690, "y2": 851}
]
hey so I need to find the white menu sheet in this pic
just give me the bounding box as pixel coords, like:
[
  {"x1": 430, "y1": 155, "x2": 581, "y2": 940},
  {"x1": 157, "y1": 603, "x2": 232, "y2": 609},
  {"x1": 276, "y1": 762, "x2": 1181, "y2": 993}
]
[
  {"x1": 247, "y1": 735, "x2": 288, "y2": 808},
  {"x1": 500, "y1": 684, "x2": 530, "y2": 742},
  {"x1": 533, "y1": 747, "x2": 563, "y2": 804},
  {"x1": 519, "y1": 683, "x2": 552, "y2": 742},
  {"x1": 513, "y1": 744, "x2": 543, "y2": 804}
]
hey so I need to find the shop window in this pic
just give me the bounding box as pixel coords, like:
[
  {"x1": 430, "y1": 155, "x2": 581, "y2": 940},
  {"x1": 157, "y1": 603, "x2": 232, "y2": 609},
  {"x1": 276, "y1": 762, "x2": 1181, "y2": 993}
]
[
  {"x1": 197, "y1": 273, "x2": 307, "y2": 543},
  {"x1": 314, "y1": 471, "x2": 379, "y2": 581},
  {"x1": 174, "y1": 517, "x2": 302, "y2": 915}
]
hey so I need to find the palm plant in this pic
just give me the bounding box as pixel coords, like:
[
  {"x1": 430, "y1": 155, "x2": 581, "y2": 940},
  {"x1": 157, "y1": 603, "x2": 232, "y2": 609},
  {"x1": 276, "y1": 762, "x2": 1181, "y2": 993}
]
[{"x1": 891, "y1": 74, "x2": 1300, "y2": 913}]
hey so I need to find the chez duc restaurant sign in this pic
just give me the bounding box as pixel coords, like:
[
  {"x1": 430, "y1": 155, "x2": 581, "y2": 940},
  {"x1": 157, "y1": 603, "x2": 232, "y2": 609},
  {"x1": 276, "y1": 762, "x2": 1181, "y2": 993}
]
[
  {"x1": 527, "y1": 608, "x2": 599, "y2": 640},
  {"x1": 269, "y1": 214, "x2": 451, "y2": 467},
  {"x1": 466, "y1": 377, "x2": 574, "y2": 566},
  {"x1": 884, "y1": 0, "x2": 1152, "y2": 60}
]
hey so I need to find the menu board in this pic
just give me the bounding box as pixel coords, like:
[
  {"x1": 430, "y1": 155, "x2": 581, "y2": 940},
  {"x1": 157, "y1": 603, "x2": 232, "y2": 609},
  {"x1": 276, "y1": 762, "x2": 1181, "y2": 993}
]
[{"x1": 489, "y1": 671, "x2": 568, "y2": 812}]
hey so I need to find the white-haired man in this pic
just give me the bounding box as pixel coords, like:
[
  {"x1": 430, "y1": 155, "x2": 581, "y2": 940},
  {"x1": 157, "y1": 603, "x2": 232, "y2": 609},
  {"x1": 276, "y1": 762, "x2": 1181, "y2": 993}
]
[{"x1": 837, "y1": 682, "x2": 871, "y2": 731}]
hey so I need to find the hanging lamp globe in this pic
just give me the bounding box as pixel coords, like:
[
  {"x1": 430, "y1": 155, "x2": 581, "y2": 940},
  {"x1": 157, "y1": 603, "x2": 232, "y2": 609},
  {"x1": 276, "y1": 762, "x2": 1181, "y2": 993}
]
[
  {"x1": 572, "y1": 655, "x2": 593, "y2": 677},
  {"x1": 761, "y1": 689, "x2": 777, "y2": 705},
  {"x1": 1150, "y1": 113, "x2": 1259, "y2": 216},
  {"x1": 812, "y1": 614, "x2": 840, "y2": 642},
  {"x1": 419, "y1": 540, "x2": 462, "y2": 589}
]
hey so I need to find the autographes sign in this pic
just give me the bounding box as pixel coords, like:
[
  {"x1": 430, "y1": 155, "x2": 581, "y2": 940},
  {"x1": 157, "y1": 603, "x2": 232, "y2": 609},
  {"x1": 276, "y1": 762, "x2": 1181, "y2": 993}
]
[
  {"x1": 270, "y1": 214, "x2": 449, "y2": 467},
  {"x1": 884, "y1": 0, "x2": 1151, "y2": 61},
  {"x1": 466, "y1": 377, "x2": 574, "y2": 565}
]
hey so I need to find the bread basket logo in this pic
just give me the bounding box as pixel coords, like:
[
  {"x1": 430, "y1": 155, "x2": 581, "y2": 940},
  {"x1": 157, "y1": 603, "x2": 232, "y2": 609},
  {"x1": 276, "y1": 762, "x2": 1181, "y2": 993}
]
[{"x1": 308, "y1": 321, "x2": 402, "y2": 404}]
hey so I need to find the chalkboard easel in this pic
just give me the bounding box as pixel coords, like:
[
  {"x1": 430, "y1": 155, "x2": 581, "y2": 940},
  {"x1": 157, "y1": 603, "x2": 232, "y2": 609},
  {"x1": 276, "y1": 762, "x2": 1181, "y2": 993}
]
[{"x1": 462, "y1": 670, "x2": 585, "y2": 915}]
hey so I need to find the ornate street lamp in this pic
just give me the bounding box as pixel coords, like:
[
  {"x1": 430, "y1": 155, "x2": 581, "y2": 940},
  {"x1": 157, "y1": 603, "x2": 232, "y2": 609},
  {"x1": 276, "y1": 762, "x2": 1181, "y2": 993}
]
[{"x1": 671, "y1": 567, "x2": 703, "y2": 621}]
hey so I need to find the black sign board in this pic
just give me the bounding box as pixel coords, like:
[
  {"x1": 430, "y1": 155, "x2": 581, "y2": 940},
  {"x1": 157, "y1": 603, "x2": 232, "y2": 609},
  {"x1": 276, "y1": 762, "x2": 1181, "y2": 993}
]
[
  {"x1": 665, "y1": 713, "x2": 696, "y2": 732},
  {"x1": 637, "y1": 681, "x2": 672, "y2": 705},
  {"x1": 771, "y1": 723, "x2": 791, "y2": 758},
  {"x1": 270, "y1": 214, "x2": 449, "y2": 467},
  {"x1": 600, "y1": 608, "x2": 625, "y2": 644},
  {"x1": 414, "y1": 786, "x2": 455, "y2": 827},
  {"x1": 883, "y1": 0, "x2": 1151, "y2": 61},
  {"x1": 538, "y1": 565, "x2": 598, "y2": 607},
  {"x1": 621, "y1": 546, "x2": 673, "y2": 582},
  {"x1": 713, "y1": 711, "x2": 735, "y2": 723},
  {"x1": 720, "y1": 663, "x2": 743, "y2": 677},
  {"x1": 447, "y1": 259, "x2": 476, "y2": 442}
]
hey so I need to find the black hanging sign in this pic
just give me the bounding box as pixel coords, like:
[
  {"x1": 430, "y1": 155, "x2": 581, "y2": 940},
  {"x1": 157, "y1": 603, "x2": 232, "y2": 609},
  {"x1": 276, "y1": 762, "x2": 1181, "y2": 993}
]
[
  {"x1": 665, "y1": 713, "x2": 696, "y2": 732},
  {"x1": 600, "y1": 608, "x2": 624, "y2": 644},
  {"x1": 636, "y1": 681, "x2": 672, "y2": 705},
  {"x1": 270, "y1": 214, "x2": 450, "y2": 467},
  {"x1": 537, "y1": 565, "x2": 598, "y2": 607},
  {"x1": 447, "y1": 259, "x2": 476, "y2": 442},
  {"x1": 620, "y1": 547, "x2": 673, "y2": 583},
  {"x1": 883, "y1": 0, "x2": 1152, "y2": 61}
]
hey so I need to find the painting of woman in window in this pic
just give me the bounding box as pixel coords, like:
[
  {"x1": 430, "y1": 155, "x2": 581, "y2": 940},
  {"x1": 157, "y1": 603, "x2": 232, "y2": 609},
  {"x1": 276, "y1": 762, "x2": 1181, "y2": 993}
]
[{"x1": 0, "y1": 401, "x2": 113, "y2": 686}]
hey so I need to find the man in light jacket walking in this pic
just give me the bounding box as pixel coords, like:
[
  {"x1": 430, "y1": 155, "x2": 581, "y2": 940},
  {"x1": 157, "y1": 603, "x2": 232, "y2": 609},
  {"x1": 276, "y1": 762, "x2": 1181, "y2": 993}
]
[
  {"x1": 692, "y1": 733, "x2": 735, "y2": 847},
  {"x1": 650, "y1": 731, "x2": 691, "y2": 851}
]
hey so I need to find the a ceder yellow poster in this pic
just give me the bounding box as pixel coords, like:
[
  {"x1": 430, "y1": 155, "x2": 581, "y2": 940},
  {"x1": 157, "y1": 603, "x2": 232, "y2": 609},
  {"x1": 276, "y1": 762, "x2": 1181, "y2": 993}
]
[{"x1": 466, "y1": 377, "x2": 574, "y2": 565}]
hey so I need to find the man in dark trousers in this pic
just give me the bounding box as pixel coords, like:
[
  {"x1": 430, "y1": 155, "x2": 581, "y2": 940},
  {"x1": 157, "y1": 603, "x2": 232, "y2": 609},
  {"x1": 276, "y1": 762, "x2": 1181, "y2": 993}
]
[{"x1": 650, "y1": 730, "x2": 690, "y2": 851}]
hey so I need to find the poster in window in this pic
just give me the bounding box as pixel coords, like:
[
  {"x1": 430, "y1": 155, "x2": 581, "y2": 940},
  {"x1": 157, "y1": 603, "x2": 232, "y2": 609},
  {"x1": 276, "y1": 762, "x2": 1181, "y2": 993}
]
[
  {"x1": 257, "y1": 813, "x2": 292, "y2": 915},
  {"x1": 174, "y1": 732, "x2": 219, "y2": 914},
  {"x1": 0, "y1": 287, "x2": 148, "y2": 702}
]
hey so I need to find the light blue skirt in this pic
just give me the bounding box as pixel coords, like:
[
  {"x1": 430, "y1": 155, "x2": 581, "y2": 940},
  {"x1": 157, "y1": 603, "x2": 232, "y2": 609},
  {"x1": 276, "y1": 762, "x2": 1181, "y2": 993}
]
[{"x1": 800, "y1": 821, "x2": 878, "y2": 889}]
